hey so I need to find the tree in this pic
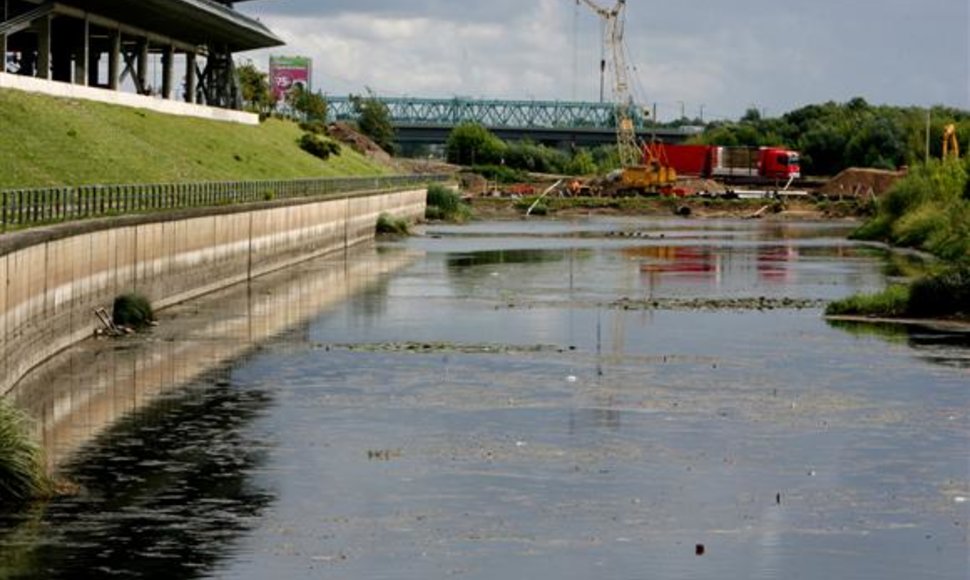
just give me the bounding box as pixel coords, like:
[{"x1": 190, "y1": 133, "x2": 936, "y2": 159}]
[
  {"x1": 236, "y1": 61, "x2": 273, "y2": 114},
  {"x1": 287, "y1": 84, "x2": 328, "y2": 122},
  {"x1": 565, "y1": 149, "x2": 597, "y2": 176},
  {"x1": 350, "y1": 93, "x2": 396, "y2": 154},
  {"x1": 445, "y1": 123, "x2": 506, "y2": 166}
]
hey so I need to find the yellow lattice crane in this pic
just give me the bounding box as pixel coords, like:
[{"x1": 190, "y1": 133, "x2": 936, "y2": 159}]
[
  {"x1": 577, "y1": 0, "x2": 676, "y2": 194},
  {"x1": 942, "y1": 124, "x2": 960, "y2": 159}
]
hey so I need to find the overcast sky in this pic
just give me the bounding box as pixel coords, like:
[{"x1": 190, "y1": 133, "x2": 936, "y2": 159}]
[{"x1": 238, "y1": 0, "x2": 970, "y2": 122}]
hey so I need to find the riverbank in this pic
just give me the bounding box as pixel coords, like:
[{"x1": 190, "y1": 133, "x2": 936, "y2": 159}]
[{"x1": 467, "y1": 195, "x2": 864, "y2": 221}]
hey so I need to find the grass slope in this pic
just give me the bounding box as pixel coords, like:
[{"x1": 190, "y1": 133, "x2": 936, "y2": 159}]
[{"x1": 0, "y1": 89, "x2": 388, "y2": 188}]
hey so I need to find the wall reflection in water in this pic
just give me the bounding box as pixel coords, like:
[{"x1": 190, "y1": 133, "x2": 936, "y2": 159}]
[
  {"x1": 0, "y1": 245, "x2": 417, "y2": 579},
  {"x1": 8, "y1": 244, "x2": 418, "y2": 472}
]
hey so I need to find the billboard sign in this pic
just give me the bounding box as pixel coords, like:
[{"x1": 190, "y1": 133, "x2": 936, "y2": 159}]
[{"x1": 269, "y1": 56, "x2": 312, "y2": 102}]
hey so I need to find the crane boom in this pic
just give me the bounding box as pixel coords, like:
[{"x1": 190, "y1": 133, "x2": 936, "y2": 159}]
[
  {"x1": 576, "y1": 0, "x2": 677, "y2": 194},
  {"x1": 576, "y1": 0, "x2": 640, "y2": 167}
]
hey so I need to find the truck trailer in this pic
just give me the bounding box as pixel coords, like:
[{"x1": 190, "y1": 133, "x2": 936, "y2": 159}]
[{"x1": 654, "y1": 144, "x2": 801, "y2": 182}]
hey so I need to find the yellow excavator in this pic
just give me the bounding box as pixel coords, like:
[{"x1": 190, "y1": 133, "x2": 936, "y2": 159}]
[
  {"x1": 578, "y1": 0, "x2": 677, "y2": 195},
  {"x1": 942, "y1": 123, "x2": 960, "y2": 159}
]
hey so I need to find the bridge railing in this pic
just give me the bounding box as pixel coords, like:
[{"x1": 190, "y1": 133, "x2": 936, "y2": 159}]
[
  {"x1": 326, "y1": 96, "x2": 652, "y2": 131},
  {"x1": 0, "y1": 174, "x2": 452, "y2": 231}
]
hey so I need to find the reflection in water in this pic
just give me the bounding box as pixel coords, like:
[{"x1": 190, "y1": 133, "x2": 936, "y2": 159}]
[
  {"x1": 0, "y1": 383, "x2": 274, "y2": 579},
  {"x1": 0, "y1": 245, "x2": 417, "y2": 579},
  {"x1": 828, "y1": 319, "x2": 970, "y2": 369},
  {"x1": 6, "y1": 246, "x2": 417, "y2": 471},
  {"x1": 2, "y1": 219, "x2": 967, "y2": 580}
]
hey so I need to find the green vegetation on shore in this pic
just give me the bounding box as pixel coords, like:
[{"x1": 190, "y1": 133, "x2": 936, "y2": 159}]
[
  {"x1": 826, "y1": 265, "x2": 969, "y2": 319},
  {"x1": 853, "y1": 159, "x2": 970, "y2": 260},
  {"x1": 0, "y1": 399, "x2": 49, "y2": 505},
  {"x1": 829, "y1": 159, "x2": 970, "y2": 320},
  {"x1": 0, "y1": 89, "x2": 388, "y2": 189},
  {"x1": 426, "y1": 184, "x2": 471, "y2": 222}
]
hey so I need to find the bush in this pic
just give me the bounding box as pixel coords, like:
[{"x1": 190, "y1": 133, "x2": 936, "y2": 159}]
[
  {"x1": 446, "y1": 123, "x2": 506, "y2": 166},
  {"x1": 907, "y1": 264, "x2": 970, "y2": 318},
  {"x1": 855, "y1": 159, "x2": 970, "y2": 259},
  {"x1": 470, "y1": 164, "x2": 528, "y2": 184},
  {"x1": 0, "y1": 399, "x2": 48, "y2": 504},
  {"x1": 298, "y1": 132, "x2": 342, "y2": 160},
  {"x1": 827, "y1": 264, "x2": 970, "y2": 319},
  {"x1": 426, "y1": 184, "x2": 471, "y2": 222},
  {"x1": 376, "y1": 213, "x2": 410, "y2": 236},
  {"x1": 113, "y1": 293, "x2": 155, "y2": 329},
  {"x1": 299, "y1": 120, "x2": 329, "y2": 135}
]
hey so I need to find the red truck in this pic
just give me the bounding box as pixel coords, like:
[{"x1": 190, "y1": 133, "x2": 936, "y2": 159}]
[{"x1": 654, "y1": 144, "x2": 801, "y2": 182}]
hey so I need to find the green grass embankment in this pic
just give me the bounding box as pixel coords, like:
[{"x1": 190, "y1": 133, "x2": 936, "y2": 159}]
[
  {"x1": 831, "y1": 159, "x2": 970, "y2": 321},
  {"x1": 0, "y1": 89, "x2": 388, "y2": 188}
]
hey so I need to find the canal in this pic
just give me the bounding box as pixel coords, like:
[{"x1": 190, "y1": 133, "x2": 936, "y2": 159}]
[{"x1": 1, "y1": 217, "x2": 968, "y2": 579}]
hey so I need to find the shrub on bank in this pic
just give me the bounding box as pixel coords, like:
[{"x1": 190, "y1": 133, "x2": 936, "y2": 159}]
[
  {"x1": 854, "y1": 159, "x2": 970, "y2": 260},
  {"x1": 826, "y1": 264, "x2": 970, "y2": 319},
  {"x1": 0, "y1": 399, "x2": 48, "y2": 504},
  {"x1": 298, "y1": 133, "x2": 342, "y2": 160},
  {"x1": 426, "y1": 184, "x2": 471, "y2": 222},
  {"x1": 376, "y1": 213, "x2": 410, "y2": 236},
  {"x1": 907, "y1": 263, "x2": 970, "y2": 318},
  {"x1": 113, "y1": 293, "x2": 155, "y2": 329}
]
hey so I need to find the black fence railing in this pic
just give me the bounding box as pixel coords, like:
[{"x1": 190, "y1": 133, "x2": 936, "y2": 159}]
[{"x1": 0, "y1": 174, "x2": 452, "y2": 231}]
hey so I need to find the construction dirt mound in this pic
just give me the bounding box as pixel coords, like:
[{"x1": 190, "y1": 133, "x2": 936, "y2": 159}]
[
  {"x1": 677, "y1": 178, "x2": 727, "y2": 195},
  {"x1": 328, "y1": 122, "x2": 393, "y2": 164},
  {"x1": 818, "y1": 167, "x2": 906, "y2": 198}
]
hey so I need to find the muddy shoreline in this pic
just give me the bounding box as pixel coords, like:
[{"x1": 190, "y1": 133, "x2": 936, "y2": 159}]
[{"x1": 467, "y1": 196, "x2": 865, "y2": 221}]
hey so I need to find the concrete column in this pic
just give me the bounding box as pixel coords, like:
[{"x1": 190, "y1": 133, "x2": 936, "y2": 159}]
[
  {"x1": 37, "y1": 15, "x2": 51, "y2": 80},
  {"x1": 73, "y1": 18, "x2": 89, "y2": 85},
  {"x1": 161, "y1": 44, "x2": 174, "y2": 99},
  {"x1": 136, "y1": 38, "x2": 148, "y2": 94},
  {"x1": 108, "y1": 29, "x2": 120, "y2": 90},
  {"x1": 184, "y1": 52, "x2": 197, "y2": 103},
  {"x1": 88, "y1": 47, "x2": 100, "y2": 87}
]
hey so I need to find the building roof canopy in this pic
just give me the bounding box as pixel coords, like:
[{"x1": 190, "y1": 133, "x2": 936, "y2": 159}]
[{"x1": 55, "y1": 0, "x2": 283, "y2": 52}]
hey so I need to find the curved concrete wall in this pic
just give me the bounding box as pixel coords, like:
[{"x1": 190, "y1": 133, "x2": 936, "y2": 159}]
[{"x1": 0, "y1": 188, "x2": 426, "y2": 396}]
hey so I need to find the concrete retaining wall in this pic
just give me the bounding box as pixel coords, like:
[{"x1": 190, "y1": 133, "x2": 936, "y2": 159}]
[{"x1": 0, "y1": 188, "x2": 426, "y2": 395}]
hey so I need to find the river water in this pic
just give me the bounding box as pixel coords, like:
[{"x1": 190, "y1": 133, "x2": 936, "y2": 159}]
[{"x1": 1, "y1": 217, "x2": 968, "y2": 579}]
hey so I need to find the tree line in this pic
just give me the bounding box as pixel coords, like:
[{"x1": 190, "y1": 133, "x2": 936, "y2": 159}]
[
  {"x1": 690, "y1": 98, "x2": 970, "y2": 176},
  {"x1": 238, "y1": 60, "x2": 968, "y2": 179}
]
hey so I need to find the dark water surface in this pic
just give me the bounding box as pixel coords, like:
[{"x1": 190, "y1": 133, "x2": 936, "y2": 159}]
[{"x1": 1, "y1": 217, "x2": 968, "y2": 579}]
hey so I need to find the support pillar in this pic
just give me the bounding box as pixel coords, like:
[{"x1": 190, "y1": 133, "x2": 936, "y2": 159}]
[
  {"x1": 184, "y1": 52, "x2": 197, "y2": 103},
  {"x1": 161, "y1": 44, "x2": 174, "y2": 99},
  {"x1": 36, "y1": 15, "x2": 51, "y2": 80},
  {"x1": 1, "y1": 0, "x2": 5, "y2": 74},
  {"x1": 136, "y1": 38, "x2": 148, "y2": 94},
  {"x1": 88, "y1": 47, "x2": 100, "y2": 87},
  {"x1": 73, "y1": 18, "x2": 89, "y2": 85},
  {"x1": 108, "y1": 29, "x2": 120, "y2": 90}
]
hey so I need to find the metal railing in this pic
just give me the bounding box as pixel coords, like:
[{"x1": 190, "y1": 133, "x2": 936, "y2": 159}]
[{"x1": 0, "y1": 174, "x2": 451, "y2": 231}]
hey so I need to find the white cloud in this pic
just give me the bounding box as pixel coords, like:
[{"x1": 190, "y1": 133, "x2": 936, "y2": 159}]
[{"x1": 240, "y1": 0, "x2": 970, "y2": 118}]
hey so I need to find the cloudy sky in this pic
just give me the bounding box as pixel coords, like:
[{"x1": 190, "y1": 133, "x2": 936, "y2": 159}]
[{"x1": 237, "y1": 0, "x2": 969, "y2": 121}]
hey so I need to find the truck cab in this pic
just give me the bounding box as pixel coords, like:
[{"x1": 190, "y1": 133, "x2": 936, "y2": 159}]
[{"x1": 760, "y1": 148, "x2": 801, "y2": 180}]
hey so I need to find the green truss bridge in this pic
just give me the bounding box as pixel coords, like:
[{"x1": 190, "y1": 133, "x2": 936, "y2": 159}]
[{"x1": 326, "y1": 96, "x2": 698, "y2": 150}]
